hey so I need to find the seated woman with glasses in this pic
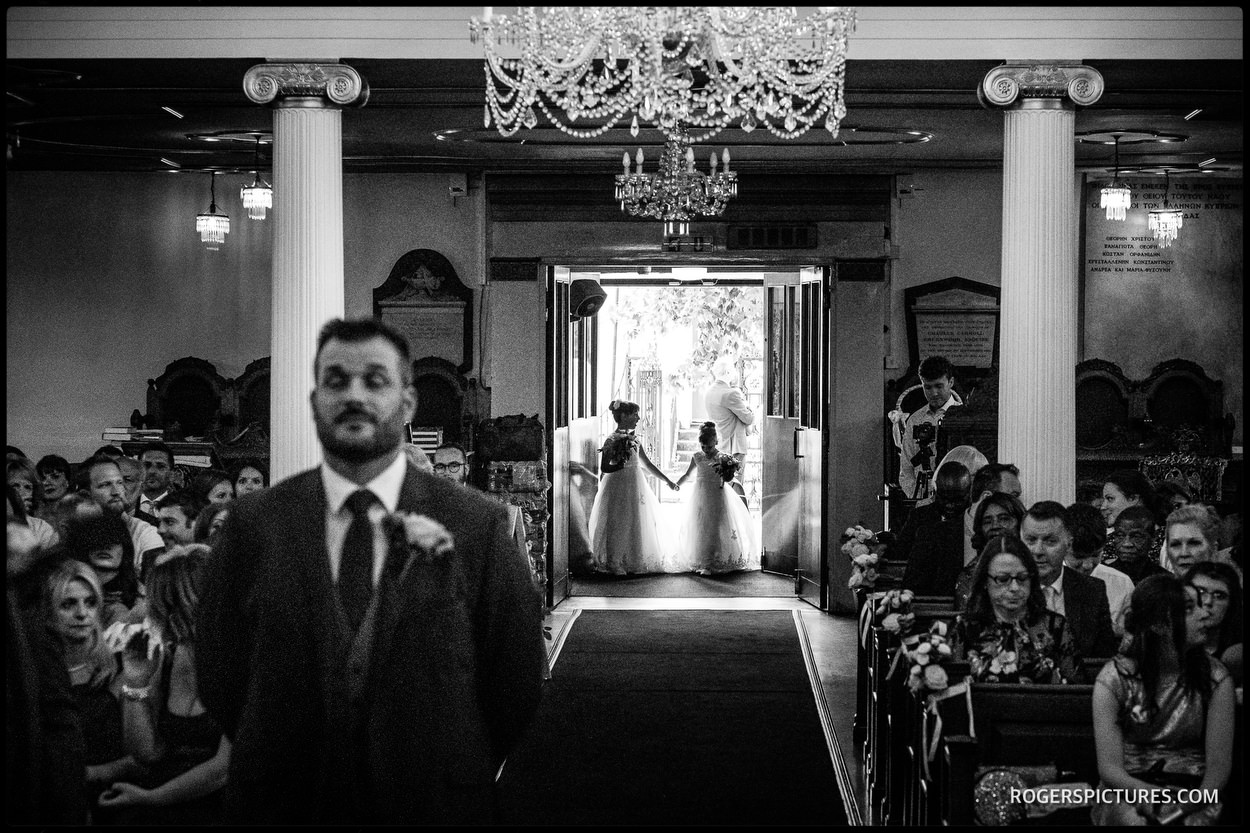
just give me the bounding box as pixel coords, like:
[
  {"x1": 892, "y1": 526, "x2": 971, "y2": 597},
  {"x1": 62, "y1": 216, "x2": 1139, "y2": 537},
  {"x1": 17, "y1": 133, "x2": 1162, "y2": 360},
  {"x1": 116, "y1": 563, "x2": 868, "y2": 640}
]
[
  {"x1": 949, "y1": 535, "x2": 1084, "y2": 684},
  {"x1": 1184, "y1": 561, "x2": 1243, "y2": 687}
]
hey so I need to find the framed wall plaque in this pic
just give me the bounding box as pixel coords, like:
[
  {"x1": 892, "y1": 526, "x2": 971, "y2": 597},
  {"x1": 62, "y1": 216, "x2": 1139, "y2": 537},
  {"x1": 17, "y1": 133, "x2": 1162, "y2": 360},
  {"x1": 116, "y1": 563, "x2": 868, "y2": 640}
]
[{"x1": 904, "y1": 276, "x2": 1000, "y2": 373}]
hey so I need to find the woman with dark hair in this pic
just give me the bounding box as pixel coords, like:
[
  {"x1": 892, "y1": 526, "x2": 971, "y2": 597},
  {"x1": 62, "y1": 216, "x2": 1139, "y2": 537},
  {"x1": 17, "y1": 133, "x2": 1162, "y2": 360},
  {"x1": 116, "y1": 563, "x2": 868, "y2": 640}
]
[
  {"x1": 1184, "y1": 561, "x2": 1243, "y2": 686},
  {"x1": 1090, "y1": 575, "x2": 1233, "y2": 825},
  {"x1": 1156, "y1": 479, "x2": 1193, "y2": 514},
  {"x1": 229, "y1": 459, "x2": 269, "y2": 498},
  {"x1": 950, "y1": 535, "x2": 1083, "y2": 684},
  {"x1": 36, "y1": 454, "x2": 73, "y2": 518},
  {"x1": 954, "y1": 491, "x2": 1027, "y2": 610},
  {"x1": 587, "y1": 399, "x2": 680, "y2": 575},
  {"x1": 192, "y1": 501, "x2": 231, "y2": 546},
  {"x1": 97, "y1": 545, "x2": 230, "y2": 824},
  {"x1": 190, "y1": 469, "x2": 233, "y2": 506},
  {"x1": 1101, "y1": 469, "x2": 1168, "y2": 563},
  {"x1": 65, "y1": 513, "x2": 140, "y2": 626},
  {"x1": 673, "y1": 421, "x2": 758, "y2": 574},
  {"x1": 44, "y1": 560, "x2": 143, "y2": 805}
]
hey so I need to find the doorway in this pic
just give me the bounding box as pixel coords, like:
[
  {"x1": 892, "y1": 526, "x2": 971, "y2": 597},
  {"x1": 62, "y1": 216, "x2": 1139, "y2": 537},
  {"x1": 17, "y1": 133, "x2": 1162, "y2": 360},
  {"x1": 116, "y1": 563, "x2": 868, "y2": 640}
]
[{"x1": 547, "y1": 264, "x2": 829, "y2": 609}]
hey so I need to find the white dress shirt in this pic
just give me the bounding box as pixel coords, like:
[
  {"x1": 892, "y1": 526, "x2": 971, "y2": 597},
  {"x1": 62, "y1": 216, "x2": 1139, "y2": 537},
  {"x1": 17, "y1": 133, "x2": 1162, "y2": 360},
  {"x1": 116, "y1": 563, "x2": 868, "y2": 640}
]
[
  {"x1": 1092, "y1": 562, "x2": 1134, "y2": 636},
  {"x1": 321, "y1": 451, "x2": 408, "y2": 586},
  {"x1": 1042, "y1": 568, "x2": 1066, "y2": 618}
]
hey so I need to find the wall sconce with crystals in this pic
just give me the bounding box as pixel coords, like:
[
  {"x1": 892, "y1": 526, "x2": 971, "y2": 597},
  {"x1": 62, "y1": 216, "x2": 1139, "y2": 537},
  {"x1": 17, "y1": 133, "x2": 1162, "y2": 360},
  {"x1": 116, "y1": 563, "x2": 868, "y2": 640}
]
[
  {"x1": 195, "y1": 171, "x2": 230, "y2": 250},
  {"x1": 1148, "y1": 171, "x2": 1183, "y2": 247},
  {"x1": 615, "y1": 127, "x2": 737, "y2": 237},
  {"x1": 239, "y1": 137, "x2": 272, "y2": 220},
  {"x1": 1100, "y1": 134, "x2": 1131, "y2": 221},
  {"x1": 470, "y1": 6, "x2": 857, "y2": 141}
]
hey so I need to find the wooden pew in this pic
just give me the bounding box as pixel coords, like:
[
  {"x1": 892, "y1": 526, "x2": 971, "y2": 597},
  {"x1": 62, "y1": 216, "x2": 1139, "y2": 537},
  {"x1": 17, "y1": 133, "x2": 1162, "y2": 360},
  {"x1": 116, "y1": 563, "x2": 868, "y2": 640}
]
[
  {"x1": 902, "y1": 657, "x2": 1109, "y2": 826},
  {"x1": 872, "y1": 597, "x2": 955, "y2": 824},
  {"x1": 936, "y1": 683, "x2": 1099, "y2": 826}
]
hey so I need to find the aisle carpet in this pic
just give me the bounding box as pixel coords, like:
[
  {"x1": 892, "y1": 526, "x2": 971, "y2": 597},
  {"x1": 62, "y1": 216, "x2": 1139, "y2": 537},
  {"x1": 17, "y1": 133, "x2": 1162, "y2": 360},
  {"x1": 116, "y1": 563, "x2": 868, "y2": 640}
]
[
  {"x1": 496, "y1": 610, "x2": 846, "y2": 826},
  {"x1": 571, "y1": 570, "x2": 795, "y2": 598}
]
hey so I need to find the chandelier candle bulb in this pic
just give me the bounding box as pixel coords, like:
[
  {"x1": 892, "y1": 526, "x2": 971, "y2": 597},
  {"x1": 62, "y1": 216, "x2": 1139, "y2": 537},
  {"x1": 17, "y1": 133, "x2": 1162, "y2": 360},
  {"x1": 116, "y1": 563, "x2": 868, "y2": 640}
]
[
  {"x1": 709, "y1": 152, "x2": 717, "y2": 173},
  {"x1": 722, "y1": 149, "x2": 730, "y2": 171}
]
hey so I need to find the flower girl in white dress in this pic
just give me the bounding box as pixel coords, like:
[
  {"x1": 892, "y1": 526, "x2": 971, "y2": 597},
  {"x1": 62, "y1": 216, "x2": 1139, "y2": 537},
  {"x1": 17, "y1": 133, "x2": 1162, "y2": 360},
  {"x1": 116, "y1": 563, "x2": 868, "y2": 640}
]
[
  {"x1": 675, "y1": 422, "x2": 760, "y2": 574},
  {"x1": 588, "y1": 400, "x2": 682, "y2": 574}
]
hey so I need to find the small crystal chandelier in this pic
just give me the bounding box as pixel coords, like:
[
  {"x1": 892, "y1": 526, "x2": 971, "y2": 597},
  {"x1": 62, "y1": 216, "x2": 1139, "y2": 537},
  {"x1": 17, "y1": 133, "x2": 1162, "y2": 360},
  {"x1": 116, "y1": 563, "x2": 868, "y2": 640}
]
[
  {"x1": 1100, "y1": 134, "x2": 1131, "y2": 221},
  {"x1": 469, "y1": 7, "x2": 857, "y2": 141},
  {"x1": 615, "y1": 127, "x2": 737, "y2": 237},
  {"x1": 1148, "y1": 171, "x2": 1183, "y2": 247},
  {"x1": 239, "y1": 137, "x2": 272, "y2": 221},
  {"x1": 195, "y1": 172, "x2": 230, "y2": 250}
]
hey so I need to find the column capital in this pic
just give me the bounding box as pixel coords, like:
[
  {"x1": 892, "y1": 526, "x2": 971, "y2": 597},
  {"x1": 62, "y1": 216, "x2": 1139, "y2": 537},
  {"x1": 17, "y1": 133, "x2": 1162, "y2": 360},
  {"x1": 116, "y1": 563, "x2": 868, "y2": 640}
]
[
  {"x1": 244, "y1": 62, "x2": 369, "y2": 108},
  {"x1": 979, "y1": 62, "x2": 1103, "y2": 110}
]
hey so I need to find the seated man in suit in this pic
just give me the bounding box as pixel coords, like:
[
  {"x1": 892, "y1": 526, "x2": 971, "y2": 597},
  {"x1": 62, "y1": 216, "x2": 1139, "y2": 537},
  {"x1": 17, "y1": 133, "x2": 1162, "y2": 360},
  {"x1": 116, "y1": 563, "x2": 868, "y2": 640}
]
[
  {"x1": 1020, "y1": 500, "x2": 1119, "y2": 659},
  {"x1": 899, "y1": 460, "x2": 970, "y2": 597}
]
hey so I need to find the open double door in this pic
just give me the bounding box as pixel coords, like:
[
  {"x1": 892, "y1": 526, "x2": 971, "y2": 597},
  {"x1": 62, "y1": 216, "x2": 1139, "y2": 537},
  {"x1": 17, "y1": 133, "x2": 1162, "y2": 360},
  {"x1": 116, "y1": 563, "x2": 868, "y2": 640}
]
[{"x1": 546, "y1": 265, "x2": 829, "y2": 610}]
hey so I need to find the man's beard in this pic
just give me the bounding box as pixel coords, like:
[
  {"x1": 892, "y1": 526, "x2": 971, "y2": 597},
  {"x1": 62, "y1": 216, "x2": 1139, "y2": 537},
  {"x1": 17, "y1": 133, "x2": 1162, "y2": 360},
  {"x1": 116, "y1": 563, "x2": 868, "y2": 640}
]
[{"x1": 314, "y1": 404, "x2": 405, "y2": 464}]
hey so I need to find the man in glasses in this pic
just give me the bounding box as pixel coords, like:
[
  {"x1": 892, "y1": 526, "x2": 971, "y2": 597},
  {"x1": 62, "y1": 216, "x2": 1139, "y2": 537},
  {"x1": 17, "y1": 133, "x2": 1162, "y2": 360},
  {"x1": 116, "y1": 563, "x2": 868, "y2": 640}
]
[{"x1": 432, "y1": 442, "x2": 470, "y2": 486}]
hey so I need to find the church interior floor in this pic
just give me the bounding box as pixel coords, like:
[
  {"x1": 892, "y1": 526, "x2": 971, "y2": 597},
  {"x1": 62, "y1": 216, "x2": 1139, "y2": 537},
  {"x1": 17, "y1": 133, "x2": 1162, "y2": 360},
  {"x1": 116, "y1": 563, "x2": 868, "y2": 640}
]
[{"x1": 544, "y1": 591, "x2": 868, "y2": 824}]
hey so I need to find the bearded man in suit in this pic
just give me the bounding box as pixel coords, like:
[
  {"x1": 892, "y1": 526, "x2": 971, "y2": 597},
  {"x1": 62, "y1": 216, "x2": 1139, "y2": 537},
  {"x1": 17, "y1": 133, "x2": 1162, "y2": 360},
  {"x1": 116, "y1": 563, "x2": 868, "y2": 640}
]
[{"x1": 195, "y1": 318, "x2": 545, "y2": 824}]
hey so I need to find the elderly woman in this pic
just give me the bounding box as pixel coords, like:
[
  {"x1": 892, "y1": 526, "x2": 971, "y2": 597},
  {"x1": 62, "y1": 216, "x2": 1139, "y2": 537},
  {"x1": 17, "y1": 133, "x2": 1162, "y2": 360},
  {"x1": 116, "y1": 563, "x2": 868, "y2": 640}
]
[
  {"x1": 1165, "y1": 504, "x2": 1239, "y2": 578},
  {"x1": 1091, "y1": 575, "x2": 1233, "y2": 825},
  {"x1": 1184, "y1": 561, "x2": 1243, "y2": 686},
  {"x1": 1101, "y1": 469, "x2": 1168, "y2": 563},
  {"x1": 950, "y1": 534, "x2": 1083, "y2": 684},
  {"x1": 98, "y1": 545, "x2": 230, "y2": 824},
  {"x1": 45, "y1": 560, "x2": 143, "y2": 804}
]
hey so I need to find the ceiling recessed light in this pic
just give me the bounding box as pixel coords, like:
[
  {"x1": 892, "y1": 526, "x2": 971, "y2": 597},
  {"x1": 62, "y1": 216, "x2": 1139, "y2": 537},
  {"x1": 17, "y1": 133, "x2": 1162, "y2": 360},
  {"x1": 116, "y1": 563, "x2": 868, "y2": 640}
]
[
  {"x1": 1184, "y1": 109, "x2": 1203, "y2": 121},
  {"x1": 160, "y1": 157, "x2": 181, "y2": 168},
  {"x1": 161, "y1": 106, "x2": 184, "y2": 119}
]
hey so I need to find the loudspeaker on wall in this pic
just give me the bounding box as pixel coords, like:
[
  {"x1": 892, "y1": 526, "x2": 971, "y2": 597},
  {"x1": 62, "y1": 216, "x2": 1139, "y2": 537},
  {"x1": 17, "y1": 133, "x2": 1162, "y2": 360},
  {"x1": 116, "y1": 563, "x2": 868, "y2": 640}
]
[{"x1": 569, "y1": 279, "x2": 607, "y2": 320}]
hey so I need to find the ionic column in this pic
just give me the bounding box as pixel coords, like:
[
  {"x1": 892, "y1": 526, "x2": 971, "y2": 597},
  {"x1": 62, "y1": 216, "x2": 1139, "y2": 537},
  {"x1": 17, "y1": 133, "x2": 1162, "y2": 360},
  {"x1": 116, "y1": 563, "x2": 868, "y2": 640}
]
[
  {"x1": 981, "y1": 63, "x2": 1103, "y2": 506},
  {"x1": 244, "y1": 63, "x2": 368, "y2": 482}
]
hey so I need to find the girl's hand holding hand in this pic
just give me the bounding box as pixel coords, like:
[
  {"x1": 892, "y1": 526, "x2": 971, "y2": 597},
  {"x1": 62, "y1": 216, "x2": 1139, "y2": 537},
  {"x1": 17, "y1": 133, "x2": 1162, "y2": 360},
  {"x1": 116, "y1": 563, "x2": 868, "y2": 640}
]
[{"x1": 98, "y1": 782, "x2": 151, "y2": 809}]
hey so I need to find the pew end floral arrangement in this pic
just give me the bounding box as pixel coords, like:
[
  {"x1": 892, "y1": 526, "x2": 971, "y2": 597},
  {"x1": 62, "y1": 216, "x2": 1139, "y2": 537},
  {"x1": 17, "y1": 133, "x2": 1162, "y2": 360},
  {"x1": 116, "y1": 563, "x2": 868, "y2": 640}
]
[
  {"x1": 874, "y1": 588, "x2": 916, "y2": 634},
  {"x1": 843, "y1": 524, "x2": 888, "y2": 590},
  {"x1": 903, "y1": 620, "x2": 953, "y2": 694}
]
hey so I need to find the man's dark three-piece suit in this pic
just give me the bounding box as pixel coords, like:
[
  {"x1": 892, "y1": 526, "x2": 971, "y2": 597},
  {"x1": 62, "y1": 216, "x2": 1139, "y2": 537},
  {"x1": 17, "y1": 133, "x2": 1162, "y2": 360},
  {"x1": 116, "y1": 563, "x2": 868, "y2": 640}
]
[{"x1": 195, "y1": 462, "x2": 546, "y2": 825}]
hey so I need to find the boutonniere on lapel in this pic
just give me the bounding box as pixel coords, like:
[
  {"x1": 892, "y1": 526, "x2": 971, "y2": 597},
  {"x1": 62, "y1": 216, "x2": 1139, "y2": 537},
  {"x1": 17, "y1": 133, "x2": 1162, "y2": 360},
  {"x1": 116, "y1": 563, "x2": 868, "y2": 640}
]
[{"x1": 382, "y1": 512, "x2": 456, "y2": 583}]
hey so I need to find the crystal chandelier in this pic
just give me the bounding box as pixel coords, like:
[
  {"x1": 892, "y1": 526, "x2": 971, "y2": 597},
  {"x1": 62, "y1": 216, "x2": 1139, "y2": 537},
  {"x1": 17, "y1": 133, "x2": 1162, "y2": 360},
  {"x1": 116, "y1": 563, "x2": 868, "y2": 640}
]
[
  {"x1": 1148, "y1": 171, "x2": 1183, "y2": 247},
  {"x1": 469, "y1": 7, "x2": 857, "y2": 141},
  {"x1": 239, "y1": 137, "x2": 272, "y2": 221},
  {"x1": 195, "y1": 171, "x2": 230, "y2": 250},
  {"x1": 1100, "y1": 134, "x2": 1131, "y2": 221},
  {"x1": 615, "y1": 127, "x2": 737, "y2": 236}
]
